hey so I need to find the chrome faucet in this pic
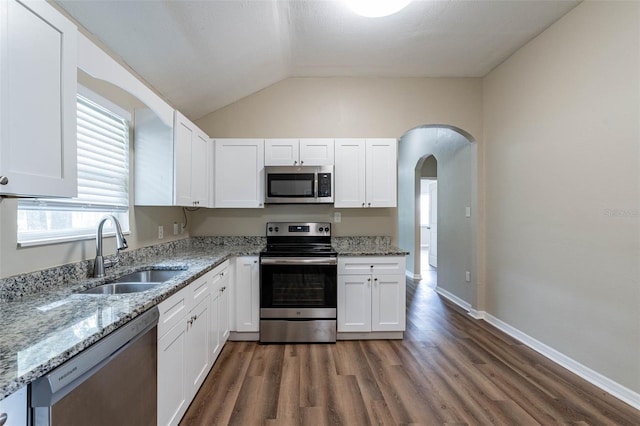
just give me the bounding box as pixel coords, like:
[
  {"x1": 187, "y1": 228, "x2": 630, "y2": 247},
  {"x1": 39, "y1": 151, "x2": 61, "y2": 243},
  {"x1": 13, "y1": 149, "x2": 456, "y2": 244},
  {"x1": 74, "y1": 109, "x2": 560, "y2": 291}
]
[{"x1": 93, "y1": 215, "x2": 128, "y2": 278}]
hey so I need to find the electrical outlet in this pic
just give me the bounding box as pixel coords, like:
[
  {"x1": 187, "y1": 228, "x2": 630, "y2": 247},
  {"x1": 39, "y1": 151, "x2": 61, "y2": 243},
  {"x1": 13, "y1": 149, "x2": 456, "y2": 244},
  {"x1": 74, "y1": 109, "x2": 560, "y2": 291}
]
[
  {"x1": 465, "y1": 271, "x2": 471, "y2": 282},
  {"x1": 465, "y1": 207, "x2": 471, "y2": 218},
  {"x1": 333, "y1": 212, "x2": 341, "y2": 223},
  {"x1": 173, "y1": 222, "x2": 179, "y2": 235},
  {"x1": 158, "y1": 225, "x2": 164, "y2": 239}
]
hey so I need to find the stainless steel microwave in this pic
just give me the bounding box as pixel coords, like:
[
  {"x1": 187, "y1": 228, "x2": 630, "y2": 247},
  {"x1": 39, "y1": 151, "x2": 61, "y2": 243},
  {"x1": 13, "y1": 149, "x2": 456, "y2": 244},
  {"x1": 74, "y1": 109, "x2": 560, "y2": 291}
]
[{"x1": 265, "y1": 166, "x2": 333, "y2": 204}]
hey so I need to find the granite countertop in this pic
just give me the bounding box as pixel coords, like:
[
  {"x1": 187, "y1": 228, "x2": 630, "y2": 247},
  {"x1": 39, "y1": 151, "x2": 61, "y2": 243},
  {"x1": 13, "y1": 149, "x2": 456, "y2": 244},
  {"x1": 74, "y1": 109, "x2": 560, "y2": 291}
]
[
  {"x1": 0, "y1": 239, "x2": 264, "y2": 400},
  {"x1": 332, "y1": 236, "x2": 409, "y2": 256},
  {"x1": 0, "y1": 235, "x2": 406, "y2": 400}
]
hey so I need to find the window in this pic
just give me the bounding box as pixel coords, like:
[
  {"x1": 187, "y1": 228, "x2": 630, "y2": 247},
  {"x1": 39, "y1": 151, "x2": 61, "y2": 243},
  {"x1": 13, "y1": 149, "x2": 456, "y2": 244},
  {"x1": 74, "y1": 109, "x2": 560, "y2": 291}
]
[{"x1": 17, "y1": 87, "x2": 130, "y2": 245}]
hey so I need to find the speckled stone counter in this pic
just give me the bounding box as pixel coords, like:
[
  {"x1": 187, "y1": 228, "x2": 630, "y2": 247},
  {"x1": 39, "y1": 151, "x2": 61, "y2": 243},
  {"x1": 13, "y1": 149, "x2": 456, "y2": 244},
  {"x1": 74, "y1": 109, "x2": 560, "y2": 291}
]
[
  {"x1": 0, "y1": 237, "x2": 264, "y2": 400},
  {"x1": 332, "y1": 236, "x2": 409, "y2": 256}
]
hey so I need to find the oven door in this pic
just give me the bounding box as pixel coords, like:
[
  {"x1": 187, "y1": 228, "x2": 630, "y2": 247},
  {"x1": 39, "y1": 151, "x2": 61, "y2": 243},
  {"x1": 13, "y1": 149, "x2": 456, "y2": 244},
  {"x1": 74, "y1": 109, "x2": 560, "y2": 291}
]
[{"x1": 260, "y1": 256, "x2": 337, "y2": 319}]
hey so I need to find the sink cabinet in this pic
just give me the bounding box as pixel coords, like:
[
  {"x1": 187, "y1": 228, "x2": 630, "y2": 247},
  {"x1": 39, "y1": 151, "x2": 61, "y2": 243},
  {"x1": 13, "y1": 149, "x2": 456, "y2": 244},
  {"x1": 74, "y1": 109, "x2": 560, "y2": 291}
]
[{"x1": 0, "y1": 0, "x2": 77, "y2": 197}]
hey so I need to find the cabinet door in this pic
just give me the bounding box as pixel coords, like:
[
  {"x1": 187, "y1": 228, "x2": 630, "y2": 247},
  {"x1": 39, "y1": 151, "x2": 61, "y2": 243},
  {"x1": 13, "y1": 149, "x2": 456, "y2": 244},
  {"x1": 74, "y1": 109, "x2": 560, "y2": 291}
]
[
  {"x1": 265, "y1": 138, "x2": 299, "y2": 166},
  {"x1": 0, "y1": 0, "x2": 77, "y2": 197},
  {"x1": 173, "y1": 112, "x2": 193, "y2": 206},
  {"x1": 209, "y1": 288, "x2": 221, "y2": 361},
  {"x1": 337, "y1": 274, "x2": 372, "y2": 332},
  {"x1": 0, "y1": 386, "x2": 27, "y2": 426},
  {"x1": 190, "y1": 130, "x2": 209, "y2": 206},
  {"x1": 234, "y1": 256, "x2": 260, "y2": 332},
  {"x1": 366, "y1": 138, "x2": 397, "y2": 207},
  {"x1": 185, "y1": 297, "x2": 210, "y2": 400},
  {"x1": 371, "y1": 274, "x2": 406, "y2": 332},
  {"x1": 214, "y1": 139, "x2": 264, "y2": 208},
  {"x1": 158, "y1": 320, "x2": 187, "y2": 426},
  {"x1": 219, "y1": 270, "x2": 231, "y2": 342},
  {"x1": 299, "y1": 138, "x2": 334, "y2": 166},
  {"x1": 334, "y1": 139, "x2": 366, "y2": 208}
]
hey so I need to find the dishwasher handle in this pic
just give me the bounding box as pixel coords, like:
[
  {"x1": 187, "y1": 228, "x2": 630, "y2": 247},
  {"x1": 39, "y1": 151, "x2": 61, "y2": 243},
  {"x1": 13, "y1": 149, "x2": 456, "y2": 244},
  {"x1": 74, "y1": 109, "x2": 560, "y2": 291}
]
[{"x1": 31, "y1": 307, "x2": 159, "y2": 406}]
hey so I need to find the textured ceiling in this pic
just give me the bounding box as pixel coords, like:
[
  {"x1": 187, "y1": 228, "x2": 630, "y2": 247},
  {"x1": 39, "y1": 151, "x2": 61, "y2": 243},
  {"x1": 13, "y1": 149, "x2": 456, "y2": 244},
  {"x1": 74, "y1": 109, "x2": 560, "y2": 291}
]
[{"x1": 57, "y1": 0, "x2": 580, "y2": 120}]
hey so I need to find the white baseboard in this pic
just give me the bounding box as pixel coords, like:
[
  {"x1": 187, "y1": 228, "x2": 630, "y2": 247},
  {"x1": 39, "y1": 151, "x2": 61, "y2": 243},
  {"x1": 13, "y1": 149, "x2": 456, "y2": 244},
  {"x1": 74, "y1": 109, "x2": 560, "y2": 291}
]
[
  {"x1": 434, "y1": 288, "x2": 640, "y2": 411},
  {"x1": 406, "y1": 270, "x2": 421, "y2": 281}
]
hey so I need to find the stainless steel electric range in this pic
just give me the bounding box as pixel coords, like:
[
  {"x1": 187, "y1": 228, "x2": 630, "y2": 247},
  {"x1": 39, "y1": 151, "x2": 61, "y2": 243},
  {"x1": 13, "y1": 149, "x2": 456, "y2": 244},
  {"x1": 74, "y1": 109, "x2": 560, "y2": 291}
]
[{"x1": 259, "y1": 222, "x2": 337, "y2": 343}]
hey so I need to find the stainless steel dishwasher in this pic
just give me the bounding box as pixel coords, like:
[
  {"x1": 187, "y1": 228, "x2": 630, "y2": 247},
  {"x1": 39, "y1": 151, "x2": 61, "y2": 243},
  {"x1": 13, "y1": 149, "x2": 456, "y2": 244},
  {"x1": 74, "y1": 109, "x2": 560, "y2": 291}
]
[{"x1": 31, "y1": 307, "x2": 159, "y2": 426}]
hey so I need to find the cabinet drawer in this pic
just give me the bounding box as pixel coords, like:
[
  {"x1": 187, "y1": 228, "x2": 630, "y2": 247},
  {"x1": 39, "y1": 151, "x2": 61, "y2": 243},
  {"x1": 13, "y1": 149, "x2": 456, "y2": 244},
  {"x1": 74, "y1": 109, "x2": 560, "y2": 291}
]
[
  {"x1": 158, "y1": 286, "x2": 189, "y2": 339},
  {"x1": 211, "y1": 260, "x2": 230, "y2": 286},
  {"x1": 189, "y1": 274, "x2": 211, "y2": 306},
  {"x1": 338, "y1": 256, "x2": 405, "y2": 275}
]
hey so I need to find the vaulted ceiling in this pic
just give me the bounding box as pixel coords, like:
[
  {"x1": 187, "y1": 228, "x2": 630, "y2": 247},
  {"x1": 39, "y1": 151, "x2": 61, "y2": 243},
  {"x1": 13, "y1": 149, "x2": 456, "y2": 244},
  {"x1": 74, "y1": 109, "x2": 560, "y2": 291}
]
[{"x1": 57, "y1": 0, "x2": 580, "y2": 120}]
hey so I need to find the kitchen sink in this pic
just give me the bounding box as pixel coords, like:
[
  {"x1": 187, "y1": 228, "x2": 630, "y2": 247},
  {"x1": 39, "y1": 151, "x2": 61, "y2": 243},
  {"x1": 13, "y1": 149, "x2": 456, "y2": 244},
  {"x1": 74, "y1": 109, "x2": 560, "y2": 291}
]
[
  {"x1": 78, "y1": 268, "x2": 185, "y2": 295},
  {"x1": 112, "y1": 269, "x2": 184, "y2": 283},
  {"x1": 79, "y1": 282, "x2": 162, "y2": 295}
]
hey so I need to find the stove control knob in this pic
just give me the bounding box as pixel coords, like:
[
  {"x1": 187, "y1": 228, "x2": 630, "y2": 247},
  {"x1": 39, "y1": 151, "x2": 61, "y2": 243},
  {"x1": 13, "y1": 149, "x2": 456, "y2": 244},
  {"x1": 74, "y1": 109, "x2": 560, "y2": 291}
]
[
  {"x1": 318, "y1": 227, "x2": 323, "y2": 232},
  {"x1": 275, "y1": 227, "x2": 279, "y2": 232},
  {"x1": 268, "y1": 227, "x2": 273, "y2": 232}
]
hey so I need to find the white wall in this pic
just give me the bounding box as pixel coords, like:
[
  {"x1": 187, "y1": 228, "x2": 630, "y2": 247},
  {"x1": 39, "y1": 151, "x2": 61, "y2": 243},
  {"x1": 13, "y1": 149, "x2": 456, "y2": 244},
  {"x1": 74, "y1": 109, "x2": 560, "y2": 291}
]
[{"x1": 483, "y1": 1, "x2": 639, "y2": 394}]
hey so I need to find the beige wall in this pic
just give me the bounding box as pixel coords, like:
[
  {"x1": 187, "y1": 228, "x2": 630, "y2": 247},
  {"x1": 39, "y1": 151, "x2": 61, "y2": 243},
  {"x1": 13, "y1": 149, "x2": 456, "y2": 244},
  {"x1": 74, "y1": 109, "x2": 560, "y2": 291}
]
[
  {"x1": 193, "y1": 77, "x2": 483, "y2": 240},
  {"x1": 483, "y1": 1, "x2": 639, "y2": 393},
  {"x1": 0, "y1": 72, "x2": 187, "y2": 278},
  {"x1": 398, "y1": 127, "x2": 476, "y2": 305}
]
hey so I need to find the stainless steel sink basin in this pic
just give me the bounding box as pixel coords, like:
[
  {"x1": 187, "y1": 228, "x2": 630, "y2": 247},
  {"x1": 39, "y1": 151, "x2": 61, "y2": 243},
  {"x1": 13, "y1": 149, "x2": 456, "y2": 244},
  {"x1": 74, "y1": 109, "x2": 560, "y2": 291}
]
[
  {"x1": 79, "y1": 282, "x2": 162, "y2": 295},
  {"x1": 112, "y1": 269, "x2": 184, "y2": 283},
  {"x1": 79, "y1": 268, "x2": 185, "y2": 295}
]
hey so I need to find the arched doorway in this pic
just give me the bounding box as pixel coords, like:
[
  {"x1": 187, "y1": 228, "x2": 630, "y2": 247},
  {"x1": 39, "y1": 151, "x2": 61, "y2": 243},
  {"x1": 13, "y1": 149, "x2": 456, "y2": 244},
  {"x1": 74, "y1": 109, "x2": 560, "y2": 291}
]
[{"x1": 397, "y1": 125, "x2": 479, "y2": 309}]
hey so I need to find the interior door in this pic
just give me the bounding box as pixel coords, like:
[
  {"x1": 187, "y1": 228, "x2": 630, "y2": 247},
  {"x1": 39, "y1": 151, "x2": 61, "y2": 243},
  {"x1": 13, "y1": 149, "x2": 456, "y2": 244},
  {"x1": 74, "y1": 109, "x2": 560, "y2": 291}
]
[{"x1": 429, "y1": 181, "x2": 438, "y2": 268}]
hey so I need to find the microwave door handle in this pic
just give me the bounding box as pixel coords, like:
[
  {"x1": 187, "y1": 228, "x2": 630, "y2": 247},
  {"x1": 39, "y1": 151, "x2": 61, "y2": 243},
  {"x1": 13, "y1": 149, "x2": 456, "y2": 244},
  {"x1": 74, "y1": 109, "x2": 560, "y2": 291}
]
[{"x1": 314, "y1": 172, "x2": 318, "y2": 198}]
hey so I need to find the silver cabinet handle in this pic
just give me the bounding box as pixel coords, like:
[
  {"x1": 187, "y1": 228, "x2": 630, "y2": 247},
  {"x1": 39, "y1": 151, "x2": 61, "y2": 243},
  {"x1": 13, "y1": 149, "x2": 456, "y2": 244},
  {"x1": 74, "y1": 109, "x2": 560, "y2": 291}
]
[
  {"x1": 0, "y1": 176, "x2": 8, "y2": 185},
  {"x1": 0, "y1": 413, "x2": 8, "y2": 425}
]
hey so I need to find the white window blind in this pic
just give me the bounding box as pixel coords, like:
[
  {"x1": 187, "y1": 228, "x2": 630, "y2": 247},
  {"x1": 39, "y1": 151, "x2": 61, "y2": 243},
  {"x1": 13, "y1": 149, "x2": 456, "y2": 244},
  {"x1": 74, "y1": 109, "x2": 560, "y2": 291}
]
[{"x1": 18, "y1": 91, "x2": 130, "y2": 245}]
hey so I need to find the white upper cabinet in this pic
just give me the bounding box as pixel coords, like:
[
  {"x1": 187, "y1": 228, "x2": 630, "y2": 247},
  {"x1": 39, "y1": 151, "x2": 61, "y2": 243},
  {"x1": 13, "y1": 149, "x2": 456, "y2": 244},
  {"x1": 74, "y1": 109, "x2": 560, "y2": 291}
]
[
  {"x1": 174, "y1": 111, "x2": 210, "y2": 207},
  {"x1": 265, "y1": 138, "x2": 334, "y2": 166},
  {"x1": 334, "y1": 138, "x2": 397, "y2": 208},
  {"x1": 0, "y1": 0, "x2": 77, "y2": 197},
  {"x1": 214, "y1": 139, "x2": 264, "y2": 208},
  {"x1": 134, "y1": 110, "x2": 210, "y2": 207}
]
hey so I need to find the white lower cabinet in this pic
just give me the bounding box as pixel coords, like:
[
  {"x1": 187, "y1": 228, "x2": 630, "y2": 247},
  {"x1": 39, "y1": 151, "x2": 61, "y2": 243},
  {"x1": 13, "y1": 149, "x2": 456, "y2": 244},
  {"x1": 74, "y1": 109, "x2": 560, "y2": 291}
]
[
  {"x1": 337, "y1": 256, "x2": 406, "y2": 333},
  {"x1": 209, "y1": 262, "x2": 230, "y2": 363},
  {"x1": 158, "y1": 318, "x2": 188, "y2": 426},
  {"x1": 233, "y1": 256, "x2": 260, "y2": 334},
  {"x1": 157, "y1": 261, "x2": 230, "y2": 426},
  {"x1": 0, "y1": 386, "x2": 27, "y2": 426},
  {"x1": 185, "y1": 297, "x2": 210, "y2": 400}
]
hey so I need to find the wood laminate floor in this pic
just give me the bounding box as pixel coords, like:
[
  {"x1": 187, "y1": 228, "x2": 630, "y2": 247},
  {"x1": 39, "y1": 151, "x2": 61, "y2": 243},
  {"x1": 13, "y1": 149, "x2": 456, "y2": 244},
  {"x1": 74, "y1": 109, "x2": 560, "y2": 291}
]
[{"x1": 180, "y1": 276, "x2": 640, "y2": 425}]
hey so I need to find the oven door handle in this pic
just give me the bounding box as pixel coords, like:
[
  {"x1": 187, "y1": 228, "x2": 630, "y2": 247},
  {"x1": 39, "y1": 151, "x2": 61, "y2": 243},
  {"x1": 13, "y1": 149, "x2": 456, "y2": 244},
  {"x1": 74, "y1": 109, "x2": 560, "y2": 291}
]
[{"x1": 260, "y1": 257, "x2": 337, "y2": 265}]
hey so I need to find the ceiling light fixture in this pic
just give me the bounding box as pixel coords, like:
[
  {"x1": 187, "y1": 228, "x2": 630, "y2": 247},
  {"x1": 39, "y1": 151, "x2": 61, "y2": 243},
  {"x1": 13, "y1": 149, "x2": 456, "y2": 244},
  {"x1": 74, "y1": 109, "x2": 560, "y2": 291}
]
[{"x1": 344, "y1": 0, "x2": 412, "y2": 18}]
